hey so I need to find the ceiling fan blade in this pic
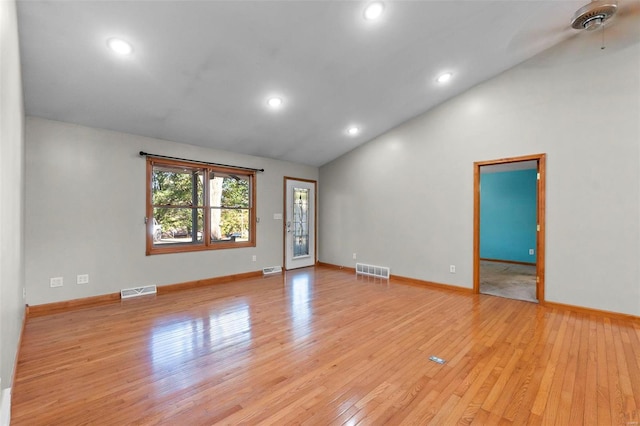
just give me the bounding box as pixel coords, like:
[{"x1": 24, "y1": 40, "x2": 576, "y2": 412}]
[
  {"x1": 581, "y1": 0, "x2": 640, "y2": 49},
  {"x1": 514, "y1": 0, "x2": 639, "y2": 67},
  {"x1": 506, "y1": 23, "x2": 576, "y2": 57},
  {"x1": 616, "y1": 0, "x2": 640, "y2": 17}
]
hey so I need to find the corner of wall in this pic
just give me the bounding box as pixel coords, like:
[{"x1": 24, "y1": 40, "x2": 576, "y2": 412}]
[
  {"x1": 0, "y1": 384, "x2": 10, "y2": 426},
  {"x1": 1, "y1": 0, "x2": 27, "y2": 397}
]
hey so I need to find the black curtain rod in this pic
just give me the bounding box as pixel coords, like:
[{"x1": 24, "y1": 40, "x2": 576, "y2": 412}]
[{"x1": 139, "y1": 151, "x2": 264, "y2": 173}]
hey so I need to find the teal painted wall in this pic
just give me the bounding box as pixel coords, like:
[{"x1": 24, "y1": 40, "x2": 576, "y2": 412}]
[{"x1": 480, "y1": 169, "x2": 537, "y2": 263}]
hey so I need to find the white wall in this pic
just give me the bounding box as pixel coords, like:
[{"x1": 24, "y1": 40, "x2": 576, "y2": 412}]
[
  {"x1": 25, "y1": 118, "x2": 318, "y2": 305},
  {"x1": 320, "y1": 31, "x2": 640, "y2": 315},
  {"x1": 1, "y1": 0, "x2": 26, "y2": 400}
]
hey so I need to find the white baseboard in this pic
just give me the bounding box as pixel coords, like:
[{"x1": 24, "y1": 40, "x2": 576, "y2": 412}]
[{"x1": 0, "y1": 387, "x2": 10, "y2": 426}]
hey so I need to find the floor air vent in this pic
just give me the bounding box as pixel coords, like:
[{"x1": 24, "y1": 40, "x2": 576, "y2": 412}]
[
  {"x1": 355, "y1": 263, "x2": 390, "y2": 279},
  {"x1": 121, "y1": 285, "x2": 157, "y2": 299},
  {"x1": 263, "y1": 265, "x2": 282, "y2": 275}
]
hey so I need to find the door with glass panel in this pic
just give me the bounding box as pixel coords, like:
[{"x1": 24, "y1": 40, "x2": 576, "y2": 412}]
[{"x1": 284, "y1": 178, "x2": 316, "y2": 270}]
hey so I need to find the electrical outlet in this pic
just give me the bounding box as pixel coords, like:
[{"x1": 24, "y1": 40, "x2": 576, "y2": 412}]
[
  {"x1": 77, "y1": 274, "x2": 89, "y2": 284},
  {"x1": 449, "y1": 265, "x2": 456, "y2": 273},
  {"x1": 353, "y1": 253, "x2": 357, "y2": 260},
  {"x1": 529, "y1": 249, "x2": 535, "y2": 255},
  {"x1": 50, "y1": 277, "x2": 63, "y2": 288},
  {"x1": 252, "y1": 255, "x2": 257, "y2": 262},
  {"x1": 23, "y1": 288, "x2": 26, "y2": 299}
]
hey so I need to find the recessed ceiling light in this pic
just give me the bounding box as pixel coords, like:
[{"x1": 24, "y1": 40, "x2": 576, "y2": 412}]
[
  {"x1": 347, "y1": 126, "x2": 360, "y2": 136},
  {"x1": 436, "y1": 72, "x2": 453, "y2": 84},
  {"x1": 267, "y1": 97, "x2": 283, "y2": 108},
  {"x1": 364, "y1": 2, "x2": 384, "y2": 20},
  {"x1": 107, "y1": 38, "x2": 133, "y2": 55}
]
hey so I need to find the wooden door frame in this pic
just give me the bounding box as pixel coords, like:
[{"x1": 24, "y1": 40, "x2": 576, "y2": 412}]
[
  {"x1": 473, "y1": 153, "x2": 546, "y2": 302},
  {"x1": 283, "y1": 177, "x2": 318, "y2": 270}
]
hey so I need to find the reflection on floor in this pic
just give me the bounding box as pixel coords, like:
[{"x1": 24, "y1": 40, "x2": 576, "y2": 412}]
[
  {"x1": 15, "y1": 266, "x2": 640, "y2": 423},
  {"x1": 480, "y1": 260, "x2": 537, "y2": 303}
]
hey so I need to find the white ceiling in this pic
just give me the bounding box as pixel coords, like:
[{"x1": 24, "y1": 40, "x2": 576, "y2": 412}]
[{"x1": 18, "y1": 0, "x2": 618, "y2": 167}]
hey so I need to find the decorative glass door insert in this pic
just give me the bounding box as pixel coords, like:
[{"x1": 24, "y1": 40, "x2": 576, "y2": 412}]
[{"x1": 292, "y1": 187, "x2": 309, "y2": 257}]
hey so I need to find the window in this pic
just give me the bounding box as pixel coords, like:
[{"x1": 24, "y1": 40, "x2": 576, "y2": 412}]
[{"x1": 146, "y1": 157, "x2": 256, "y2": 255}]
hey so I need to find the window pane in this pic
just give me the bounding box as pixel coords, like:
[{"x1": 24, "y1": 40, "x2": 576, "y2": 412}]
[
  {"x1": 153, "y1": 207, "x2": 204, "y2": 245},
  {"x1": 210, "y1": 208, "x2": 249, "y2": 243},
  {"x1": 152, "y1": 165, "x2": 204, "y2": 206},
  {"x1": 293, "y1": 188, "x2": 309, "y2": 257},
  {"x1": 209, "y1": 173, "x2": 250, "y2": 208}
]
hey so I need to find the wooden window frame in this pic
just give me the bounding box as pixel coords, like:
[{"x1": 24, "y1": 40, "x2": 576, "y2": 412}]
[{"x1": 146, "y1": 157, "x2": 256, "y2": 255}]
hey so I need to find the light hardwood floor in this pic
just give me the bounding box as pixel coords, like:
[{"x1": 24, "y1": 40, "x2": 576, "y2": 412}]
[{"x1": 12, "y1": 266, "x2": 640, "y2": 425}]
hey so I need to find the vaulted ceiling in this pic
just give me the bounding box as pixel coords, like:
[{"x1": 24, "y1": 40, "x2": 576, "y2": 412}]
[{"x1": 18, "y1": 0, "x2": 629, "y2": 166}]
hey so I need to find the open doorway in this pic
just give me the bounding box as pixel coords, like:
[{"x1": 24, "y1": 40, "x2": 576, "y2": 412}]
[{"x1": 473, "y1": 154, "x2": 546, "y2": 303}]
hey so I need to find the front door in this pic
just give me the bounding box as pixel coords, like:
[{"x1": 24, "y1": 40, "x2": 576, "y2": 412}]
[{"x1": 284, "y1": 178, "x2": 316, "y2": 270}]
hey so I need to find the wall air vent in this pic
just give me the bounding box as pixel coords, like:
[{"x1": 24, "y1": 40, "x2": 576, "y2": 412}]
[
  {"x1": 263, "y1": 266, "x2": 282, "y2": 275},
  {"x1": 121, "y1": 285, "x2": 157, "y2": 299},
  {"x1": 355, "y1": 263, "x2": 390, "y2": 279}
]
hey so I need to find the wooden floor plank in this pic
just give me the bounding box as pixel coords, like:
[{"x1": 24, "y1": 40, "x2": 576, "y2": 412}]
[
  {"x1": 624, "y1": 321, "x2": 640, "y2": 422},
  {"x1": 537, "y1": 310, "x2": 574, "y2": 424},
  {"x1": 11, "y1": 266, "x2": 640, "y2": 425},
  {"x1": 604, "y1": 317, "x2": 627, "y2": 425},
  {"x1": 557, "y1": 311, "x2": 582, "y2": 425},
  {"x1": 596, "y1": 314, "x2": 613, "y2": 425},
  {"x1": 583, "y1": 316, "x2": 599, "y2": 424},
  {"x1": 612, "y1": 319, "x2": 639, "y2": 423}
]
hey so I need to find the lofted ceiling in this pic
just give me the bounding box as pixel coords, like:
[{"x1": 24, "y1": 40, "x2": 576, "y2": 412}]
[{"x1": 18, "y1": 0, "x2": 617, "y2": 167}]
